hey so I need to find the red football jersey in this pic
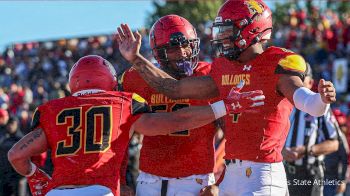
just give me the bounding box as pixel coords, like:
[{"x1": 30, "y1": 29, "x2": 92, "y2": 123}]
[
  {"x1": 121, "y1": 62, "x2": 217, "y2": 177},
  {"x1": 210, "y1": 47, "x2": 307, "y2": 163},
  {"x1": 31, "y1": 91, "x2": 149, "y2": 196}
]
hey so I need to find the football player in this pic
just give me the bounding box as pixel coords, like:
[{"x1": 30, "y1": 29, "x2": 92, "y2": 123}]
[
  {"x1": 121, "y1": 15, "x2": 217, "y2": 196},
  {"x1": 7, "y1": 55, "x2": 257, "y2": 196},
  {"x1": 115, "y1": 0, "x2": 336, "y2": 195}
]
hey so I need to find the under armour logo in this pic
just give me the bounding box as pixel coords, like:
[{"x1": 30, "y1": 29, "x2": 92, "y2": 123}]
[
  {"x1": 231, "y1": 102, "x2": 242, "y2": 110},
  {"x1": 243, "y1": 65, "x2": 252, "y2": 71}
]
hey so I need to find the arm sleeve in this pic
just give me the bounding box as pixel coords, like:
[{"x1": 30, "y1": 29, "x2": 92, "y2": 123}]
[{"x1": 275, "y1": 54, "x2": 307, "y2": 81}]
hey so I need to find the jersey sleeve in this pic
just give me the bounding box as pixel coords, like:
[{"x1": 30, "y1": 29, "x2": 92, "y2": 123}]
[
  {"x1": 131, "y1": 93, "x2": 150, "y2": 115},
  {"x1": 30, "y1": 107, "x2": 42, "y2": 131},
  {"x1": 118, "y1": 71, "x2": 127, "y2": 91},
  {"x1": 128, "y1": 93, "x2": 151, "y2": 125},
  {"x1": 275, "y1": 54, "x2": 307, "y2": 81},
  {"x1": 30, "y1": 106, "x2": 50, "y2": 150}
]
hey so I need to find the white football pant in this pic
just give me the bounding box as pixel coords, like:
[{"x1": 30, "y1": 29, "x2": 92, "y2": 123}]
[
  {"x1": 46, "y1": 185, "x2": 114, "y2": 196},
  {"x1": 136, "y1": 172, "x2": 215, "y2": 196},
  {"x1": 219, "y1": 160, "x2": 288, "y2": 196}
]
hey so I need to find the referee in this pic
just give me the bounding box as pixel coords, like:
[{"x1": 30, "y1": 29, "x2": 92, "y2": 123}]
[{"x1": 283, "y1": 63, "x2": 339, "y2": 196}]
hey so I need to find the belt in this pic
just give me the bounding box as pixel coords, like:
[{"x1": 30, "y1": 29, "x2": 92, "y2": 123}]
[
  {"x1": 161, "y1": 180, "x2": 168, "y2": 196},
  {"x1": 225, "y1": 159, "x2": 243, "y2": 165},
  {"x1": 56, "y1": 185, "x2": 90, "y2": 190}
]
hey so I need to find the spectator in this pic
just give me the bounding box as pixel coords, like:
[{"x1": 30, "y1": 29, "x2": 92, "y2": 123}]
[
  {"x1": 0, "y1": 117, "x2": 25, "y2": 196},
  {"x1": 0, "y1": 109, "x2": 9, "y2": 133}
]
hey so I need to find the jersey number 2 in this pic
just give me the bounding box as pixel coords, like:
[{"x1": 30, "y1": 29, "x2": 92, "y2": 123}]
[{"x1": 56, "y1": 106, "x2": 112, "y2": 157}]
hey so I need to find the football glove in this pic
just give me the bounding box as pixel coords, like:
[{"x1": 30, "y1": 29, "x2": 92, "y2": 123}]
[
  {"x1": 27, "y1": 165, "x2": 52, "y2": 196},
  {"x1": 223, "y1": 80, "x2": 265, "y2": 114}
]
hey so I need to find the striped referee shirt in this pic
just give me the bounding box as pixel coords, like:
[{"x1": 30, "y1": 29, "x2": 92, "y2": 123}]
[{"x1": 285, "y1": 108, "x2": 338, "y2": 166}]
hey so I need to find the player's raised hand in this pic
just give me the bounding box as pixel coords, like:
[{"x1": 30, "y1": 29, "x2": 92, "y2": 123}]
[
  {"x1": 115, "y1": 23, "x2": 142, "y2": 64},
  {"x1": 223, "y1": 80, "x2": 265, "y2": 114},
  {"x1": 318, "y1": 79, "x2": 336, "y2": 104}
]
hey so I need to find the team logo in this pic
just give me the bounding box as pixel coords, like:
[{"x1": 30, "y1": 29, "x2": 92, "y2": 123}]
[
  {"x1": 244, "y1": 0, "x2": 264, "y2": 15},
  {"x1": 246, "y1": 167, "x2": 252, "y2": 178},
  {"x1": 230, "y1": 102, "x2": 242, "y2": 110},
  {"x1": 243, "y1": 64, "x2": 252, "y2": 71}
]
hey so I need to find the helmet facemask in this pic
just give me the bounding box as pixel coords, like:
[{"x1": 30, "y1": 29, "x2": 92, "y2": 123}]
[
  {"x1": 153, "y1": 32, "x2": 200, "y2": 77},
  {"x1": 211, "y1": 20, "x2": 243, "y2": 60},
  {"x1": 211, "y1": 14, "x2": 271, "y2": 61}
]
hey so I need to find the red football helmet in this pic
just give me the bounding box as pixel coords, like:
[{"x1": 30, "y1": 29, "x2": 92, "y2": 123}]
[
  {"x1": 69, "y1": 55, "x2": 117, "y2": 94},
  {"x1": 211, "y1": 0, "x2": 272, "y2": 60},
  {"x1": 149, "y1": 14, "x2": 200, "y2": 73}
]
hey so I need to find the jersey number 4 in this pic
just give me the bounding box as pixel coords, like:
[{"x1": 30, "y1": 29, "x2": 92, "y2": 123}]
[{"x1": 55, "y1": 106, "x2": 112, "y2": 157}]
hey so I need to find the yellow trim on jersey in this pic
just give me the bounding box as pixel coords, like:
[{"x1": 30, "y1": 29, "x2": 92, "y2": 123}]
[
  {"x1": 132, "y1": 93, "x2": 146, "y2": 103},
  {"x1": 119, "y1": 71, "x2": 126, "y2": 85},
  {"x1": 278, "y1": 54, "x2": 306, "y2": 73},
  {"x1": 31, "y1": 107, "x2": 39, "y2": 125}
]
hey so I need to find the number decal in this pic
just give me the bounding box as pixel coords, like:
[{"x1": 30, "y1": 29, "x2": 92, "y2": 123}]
[
  {"x1": 85, "y1": 106, "x2": 112, "y2": 153},
  {"x1": 151, "y1": 103, "x2": 190, "y2": 136},
  {"x1": 56, "y1": 108, "x2": 82, "y2": 157},
  {"x1": 55, "y1": 106, "x2": 112, "y2": 157}
]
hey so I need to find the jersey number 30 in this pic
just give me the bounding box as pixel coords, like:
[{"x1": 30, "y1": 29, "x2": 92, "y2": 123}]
[{"x1": 55, "y1": 106, "x2": 112, "y2": 157}]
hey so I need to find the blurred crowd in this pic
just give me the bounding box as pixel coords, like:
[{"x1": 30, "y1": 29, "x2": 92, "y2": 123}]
[{"x1": 1, "y1": 5, "x2": 350, "y2": 196}]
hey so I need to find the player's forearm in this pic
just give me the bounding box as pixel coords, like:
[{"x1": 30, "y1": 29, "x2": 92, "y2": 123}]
[
  {"x1": 131, "y1": 54, "x2": 182, "y2": 99},
  {"x1": 168, "y1": 105, "x2": 217, "y2": 131},
  {"x1": 8, "y1": 129, "x2": 47, "y2": 176},
  {"x1": 132, "y1": 55, "x2": 219, "y2": 100},
  {"x1": 8, "y1": 155, "x2": 32, "y2": 176},
  {"x1": 311, "y1": 140, "x2": 338, "y2": 156},
  {"x1": 135, "y1": 103, "x2": 224, "y2": 136}
]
